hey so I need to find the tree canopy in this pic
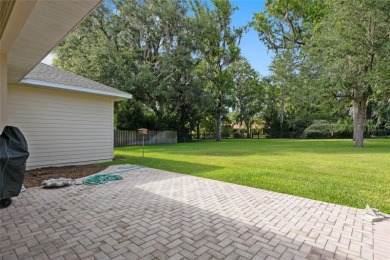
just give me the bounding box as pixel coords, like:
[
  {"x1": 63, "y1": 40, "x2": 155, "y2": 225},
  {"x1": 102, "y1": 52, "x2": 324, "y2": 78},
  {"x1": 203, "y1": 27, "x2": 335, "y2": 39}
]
[
  {"x1": 305, "y1": 0, "x2": 390, "y2": 147},
  {"x1": 253, "y1": 0, "x2": 390, "y2": 146},
  {"x1": 53, "y1": 0, "x2": 389, "y2": 145}
]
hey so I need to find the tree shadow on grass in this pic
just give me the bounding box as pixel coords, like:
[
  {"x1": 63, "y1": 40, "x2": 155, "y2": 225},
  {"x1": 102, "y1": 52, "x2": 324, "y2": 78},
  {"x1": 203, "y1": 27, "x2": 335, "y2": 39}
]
[
  {"x1": 104, "y1": 155, "x2": 224, "y2": 175},
  {"x1": 130, "y1": 138, "x2": 390, "y2": 156}
]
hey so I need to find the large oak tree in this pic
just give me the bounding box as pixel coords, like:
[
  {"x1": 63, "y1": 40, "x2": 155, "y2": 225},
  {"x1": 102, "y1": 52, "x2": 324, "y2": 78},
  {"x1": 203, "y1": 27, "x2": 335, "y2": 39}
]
[
  {"x1": 191, "y1": 0, "x2": 244, "y2": 141},
  {"x1": 306, "y1": 0, "x2": 390, "y2": 147}
]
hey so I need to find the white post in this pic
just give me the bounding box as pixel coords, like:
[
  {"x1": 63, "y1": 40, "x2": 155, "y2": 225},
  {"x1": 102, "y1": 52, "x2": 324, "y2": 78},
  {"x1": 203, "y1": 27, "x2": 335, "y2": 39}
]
[{"x1": 0, "y1": 54, "x2": 7, "y2": 133}]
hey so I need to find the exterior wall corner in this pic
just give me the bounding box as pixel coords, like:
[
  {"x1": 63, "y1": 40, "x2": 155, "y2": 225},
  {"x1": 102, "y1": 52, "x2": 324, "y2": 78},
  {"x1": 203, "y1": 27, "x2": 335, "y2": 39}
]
[{"x1": 0, "y1": 54, "x2": 7, "y2": 132}]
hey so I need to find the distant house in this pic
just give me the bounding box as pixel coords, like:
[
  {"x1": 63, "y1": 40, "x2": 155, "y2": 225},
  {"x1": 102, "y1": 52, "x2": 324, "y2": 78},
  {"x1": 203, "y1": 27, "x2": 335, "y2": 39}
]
[
  {"x1": 231, "y1": 122, "x2": 264, "y2": 136},
  {"x1": 7, "y1": 63, "x2": 131, "y2": 169}
]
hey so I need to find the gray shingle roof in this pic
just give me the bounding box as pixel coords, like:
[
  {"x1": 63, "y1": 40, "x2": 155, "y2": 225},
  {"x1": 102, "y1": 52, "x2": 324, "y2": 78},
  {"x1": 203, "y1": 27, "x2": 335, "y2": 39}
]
[{"x1": 20, "y1": 63, "x2": 131, "y2": 99}]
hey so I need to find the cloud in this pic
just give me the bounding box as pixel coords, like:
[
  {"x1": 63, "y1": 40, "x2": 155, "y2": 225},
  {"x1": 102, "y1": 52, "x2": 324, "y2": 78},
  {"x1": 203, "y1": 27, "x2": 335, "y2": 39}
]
[{"x1": 41, "y1": 53, "x2": 54, "y2": 65}]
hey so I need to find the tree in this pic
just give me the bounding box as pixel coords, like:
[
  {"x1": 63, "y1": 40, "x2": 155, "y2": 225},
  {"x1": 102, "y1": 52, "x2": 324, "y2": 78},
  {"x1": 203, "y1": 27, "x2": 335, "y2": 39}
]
[
  {"x1": 260, "y1": 76, "x2": 285, "y2": 137},
  {"x1": 268, "y1": 50, "x2": 295, "y2": 137},
  {"x1": 231, "y1": 58, "x2": 264, "y2": 138},
  {"x1": 191, "y1": 0, "x2": 244, "y2": 141},
  {"x1": 252, "y1": 0, "x2": 325, "y2": 52},
  {"x1": 115, "y1": 99, "x2": 157, "y2": 130},
  {"x1": 269, "y1": 47, "x2": 328, "y2": 137},
  {"x1": 305, "y1": 0, "x2": 390, "y2": 147},
  {"x1": 252, "y1": 0, "x2": 327, "y2": 138}
]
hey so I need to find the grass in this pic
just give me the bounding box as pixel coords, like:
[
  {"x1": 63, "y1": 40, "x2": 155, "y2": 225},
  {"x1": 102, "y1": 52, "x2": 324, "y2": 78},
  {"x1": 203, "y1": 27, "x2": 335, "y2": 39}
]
[{"x1": 102, "y1": 139, "x2": 390, "y2": 213}]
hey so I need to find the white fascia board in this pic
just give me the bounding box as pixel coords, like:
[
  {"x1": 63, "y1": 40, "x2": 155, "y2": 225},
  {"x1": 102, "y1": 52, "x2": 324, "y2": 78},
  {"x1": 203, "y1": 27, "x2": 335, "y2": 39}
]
[{"x1": 20, "y1": 79, "x2": 132, "y2": 100}]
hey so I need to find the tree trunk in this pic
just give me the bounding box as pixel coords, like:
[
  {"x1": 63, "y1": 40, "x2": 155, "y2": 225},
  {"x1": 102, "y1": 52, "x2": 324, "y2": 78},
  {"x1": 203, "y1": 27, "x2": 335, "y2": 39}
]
[
  {"x1": 216, "y1": 112, "x2": 222, "y2": 141},
  {"x1": 196, "y1": 121, "x2": 200, "y2": 140},
  {"x1": 353, "y1": 100, "x2": 366, "y2": 148},
  {"x1": 245, "y1": 119, "x2": 252, "y2": 138},
  {"x1": 280, "y1": 88, "x2": 285, "y2": 138},
  {"x1": 352, "y1": 102, "x2": 358, "y2": 141}
]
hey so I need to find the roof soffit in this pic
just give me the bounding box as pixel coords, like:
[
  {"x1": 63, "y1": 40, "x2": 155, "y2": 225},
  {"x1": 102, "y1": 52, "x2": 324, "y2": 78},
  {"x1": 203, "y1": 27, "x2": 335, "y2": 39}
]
[{"x1": 3, "y1": 0, "x2": 102, "y2": 84}]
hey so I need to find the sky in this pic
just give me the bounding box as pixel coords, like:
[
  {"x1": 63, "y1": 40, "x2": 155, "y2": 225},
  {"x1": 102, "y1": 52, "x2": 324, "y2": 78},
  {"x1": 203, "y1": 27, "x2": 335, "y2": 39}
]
[
  {"x1": 42, "y1": 0, "x2": 272, "y2": 76},
  {"x1": 231, "y1": 0, "x2": 273, "y2": 76}
]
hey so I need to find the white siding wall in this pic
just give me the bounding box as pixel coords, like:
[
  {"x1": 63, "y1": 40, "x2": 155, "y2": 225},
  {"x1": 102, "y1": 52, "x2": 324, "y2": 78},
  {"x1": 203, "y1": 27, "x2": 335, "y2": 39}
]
[{"x1": 7, "y1": 84, "x2": 114, "y2": 169}]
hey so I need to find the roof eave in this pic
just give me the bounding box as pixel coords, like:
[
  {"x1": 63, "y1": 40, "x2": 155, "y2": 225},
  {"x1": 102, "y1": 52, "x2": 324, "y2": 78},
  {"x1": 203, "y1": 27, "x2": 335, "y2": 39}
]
[
  {"x1": 2, "y1": 0, "x2": 103, "y2": 84},
  {"x1": 20, "y1": 79, "x2": 132, "y2": 100}
]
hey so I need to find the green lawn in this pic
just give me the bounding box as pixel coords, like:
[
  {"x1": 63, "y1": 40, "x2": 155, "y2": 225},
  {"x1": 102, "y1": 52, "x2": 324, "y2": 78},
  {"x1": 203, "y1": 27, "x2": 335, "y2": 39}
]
[{"x1": 103, "y1": 139, "x2": 390, "y2": 213}]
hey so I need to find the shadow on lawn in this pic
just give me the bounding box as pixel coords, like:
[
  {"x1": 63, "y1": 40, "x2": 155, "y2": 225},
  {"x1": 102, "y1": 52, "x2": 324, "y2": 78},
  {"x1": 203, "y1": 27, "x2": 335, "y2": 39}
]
[
  {"x1": 104, "y1": 155, "x2": 224, "y2": 174},
  {"x1": 134, "y1": 148, "x2": 390, "y2": 158},
  {"x1": 134, "y1": 138, "x2": 390, "y2": 157}
]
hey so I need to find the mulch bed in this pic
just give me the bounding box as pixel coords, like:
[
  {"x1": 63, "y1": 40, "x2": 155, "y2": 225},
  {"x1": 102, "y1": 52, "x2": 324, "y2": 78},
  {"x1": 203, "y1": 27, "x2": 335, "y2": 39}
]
[{"x1": 24, "y1": 164, "x2": 107, "y2": 188}]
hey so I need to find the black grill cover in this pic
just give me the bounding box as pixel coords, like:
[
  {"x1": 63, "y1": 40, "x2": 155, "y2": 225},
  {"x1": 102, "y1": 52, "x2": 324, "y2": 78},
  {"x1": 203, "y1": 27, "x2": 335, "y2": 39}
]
[{"x1": 0, "y1": 126, "x2": 29, "y2": 199}]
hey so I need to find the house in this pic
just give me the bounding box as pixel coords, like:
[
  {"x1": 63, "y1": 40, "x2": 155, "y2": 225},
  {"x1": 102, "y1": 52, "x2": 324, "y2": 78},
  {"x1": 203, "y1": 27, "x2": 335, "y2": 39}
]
[
  {"x1": 231, "y1": 122, "x2": 264, "y2": 138},
  {"x1": 0, "y1": 0, "x2": 130, "y2": 169},
  {"x1": 9, "y1": 63, "x2": 131, "y2": 169}
]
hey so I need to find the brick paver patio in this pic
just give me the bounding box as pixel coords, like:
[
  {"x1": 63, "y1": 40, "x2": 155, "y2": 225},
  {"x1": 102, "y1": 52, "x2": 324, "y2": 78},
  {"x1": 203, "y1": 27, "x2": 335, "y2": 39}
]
[{"x1": 0, "y1": 165, "x2": 388, "y2": 259}]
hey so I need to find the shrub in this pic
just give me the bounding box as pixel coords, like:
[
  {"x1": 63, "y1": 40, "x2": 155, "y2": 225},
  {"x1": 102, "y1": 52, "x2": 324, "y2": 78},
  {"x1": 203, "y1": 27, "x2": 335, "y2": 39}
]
[
  {"x1": 302, "y1": 120, "x2": 337, "y2": 139},
  {"x1": 287, "y1": 118, "x2": 312, "y2": 138},
  {"x1": 334, "y1": 118, "x2": 353, "y2": 138}
]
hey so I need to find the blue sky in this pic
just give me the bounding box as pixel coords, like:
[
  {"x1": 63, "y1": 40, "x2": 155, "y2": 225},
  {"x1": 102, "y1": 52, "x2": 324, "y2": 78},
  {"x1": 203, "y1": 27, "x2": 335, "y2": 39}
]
[{"x1": 231, "y1": 0, "x2": 273, "y2": 76}]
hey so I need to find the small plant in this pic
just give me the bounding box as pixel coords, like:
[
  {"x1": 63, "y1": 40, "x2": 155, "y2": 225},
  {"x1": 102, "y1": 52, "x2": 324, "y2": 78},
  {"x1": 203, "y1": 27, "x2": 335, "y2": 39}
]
[{"x1": 302, "y1": 120, "x2": 337, "y2": 138}]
